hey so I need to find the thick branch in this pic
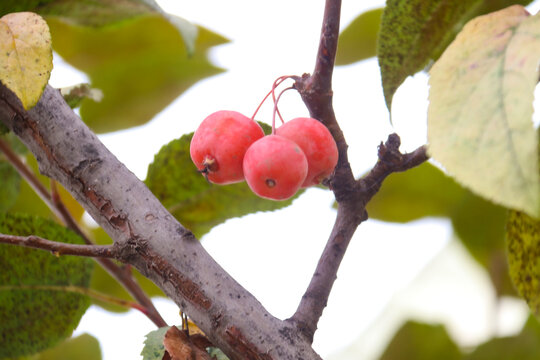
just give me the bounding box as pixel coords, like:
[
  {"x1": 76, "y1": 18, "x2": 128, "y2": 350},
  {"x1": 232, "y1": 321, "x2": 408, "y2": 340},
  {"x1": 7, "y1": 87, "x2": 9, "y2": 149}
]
[
  {"x1": 0, "y1": 84, "x2": 322, "y2": 360},
  {"x1": 288, "y1": 0, "x2": 429, "y2": 342},
  {"x1": 0, "y1": 233, "x2": 116, "y2": 258}
]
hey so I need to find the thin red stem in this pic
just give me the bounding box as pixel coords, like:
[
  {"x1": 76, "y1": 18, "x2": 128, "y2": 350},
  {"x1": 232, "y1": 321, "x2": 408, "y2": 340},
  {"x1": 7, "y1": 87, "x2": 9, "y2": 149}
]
[{"x1": 272, "y1": 86, "x2": 294, "y2": 134}]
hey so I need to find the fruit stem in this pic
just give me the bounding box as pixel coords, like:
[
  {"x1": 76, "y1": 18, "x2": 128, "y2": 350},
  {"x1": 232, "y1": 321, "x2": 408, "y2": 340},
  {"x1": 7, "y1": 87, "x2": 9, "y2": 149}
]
[{"x1": 272, "y1": 86, "x2": 294, "y2": 134}]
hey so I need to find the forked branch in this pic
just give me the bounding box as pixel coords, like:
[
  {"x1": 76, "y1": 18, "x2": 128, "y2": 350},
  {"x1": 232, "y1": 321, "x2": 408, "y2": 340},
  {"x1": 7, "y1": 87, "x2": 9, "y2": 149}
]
[{"x1": 289, "y1": 0, "x2": 429, "y2": 342}]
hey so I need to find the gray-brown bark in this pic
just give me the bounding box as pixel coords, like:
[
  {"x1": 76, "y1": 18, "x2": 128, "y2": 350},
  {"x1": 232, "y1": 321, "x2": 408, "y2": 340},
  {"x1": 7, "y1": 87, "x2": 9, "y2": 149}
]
[{"x1": 0, "y1": 84, "x2": 322, "y2": 360}]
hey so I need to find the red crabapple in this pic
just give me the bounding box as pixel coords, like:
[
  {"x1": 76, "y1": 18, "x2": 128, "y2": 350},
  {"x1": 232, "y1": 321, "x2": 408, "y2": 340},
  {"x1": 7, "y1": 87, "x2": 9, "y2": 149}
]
[
  {"x1": 243, "y1": 135, "x2": 308, "y2": 200},
  {"x1": 276, "y1": 117, "x2": 338, "y2": 187},
  {"x1": 190, "y1": 110, "x2": 264, "y2": 184}
]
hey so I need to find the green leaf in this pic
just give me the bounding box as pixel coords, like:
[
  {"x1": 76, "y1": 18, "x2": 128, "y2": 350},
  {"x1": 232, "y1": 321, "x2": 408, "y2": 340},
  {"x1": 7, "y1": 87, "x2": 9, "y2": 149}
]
[
  {"x1": 145, "y1": 131, "x2": 303, "y2": 239},
  {"x1": 46, "y1": 14, "x2": 226, "y2": 133},
  {"x1": 428, "y1": 5, "x2": 540, "y2": 217},
  {"x1": 465, "y1": 317, "x2": 540, "y2": 360},
  {"x1": 378, "y1": 0, "x2": 533, "y2": 110},
  {"x1": 0, "y1": 160, "x2": 21, "y2": 212},
  {"x1": 335, "y1": 8, "x2": 382, "y2": 66},
  {"x1": 0, "y1": 0, "x2": 199, "y2": 55},
  {"x1": 0, "y1": 213, "x2": 94, "y2": 358},
  {"x1": 36, "y1": 0, "x2": 157, "y2": 27},
  {"x1": 378, "y1": 0, "x2": 480, "y2": 110},
  {"x1": 507, "y1": 209, "x2": 540, "y2": 318},
  {"x1": 0, "y1": 12, "x2": 52, "y2": 109},
  {"x1": 0, "y1": 1, "x2": 56, "y2": 15},
  {"x1": 31, "y1": 333, "x2": 102, "y2": 360},
  {"x1": 366, "y1": 163, "x2": 466, "y2": 222},
  {"x1": 141, "y1": 326, "x2": 171, "y2": 360},
  {"x1": 379, "y1": 320, "x2": 462, "y2": 360}
]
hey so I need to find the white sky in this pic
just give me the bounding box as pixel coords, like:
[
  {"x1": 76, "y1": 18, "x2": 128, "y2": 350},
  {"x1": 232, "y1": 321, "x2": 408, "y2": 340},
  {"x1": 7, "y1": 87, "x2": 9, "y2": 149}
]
[{"x1": 44, "y1": 0, "x2": 540, "y2": 359}]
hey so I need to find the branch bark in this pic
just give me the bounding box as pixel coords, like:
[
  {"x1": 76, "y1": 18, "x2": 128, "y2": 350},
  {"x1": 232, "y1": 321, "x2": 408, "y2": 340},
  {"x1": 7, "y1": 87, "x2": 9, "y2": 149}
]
[
  {"x1": 0, "y1": 233, "x2": 116, "y2": 257},
  {"x1": 0, "y1": 84, "x2": 322, "y2": 360},
  {"x1": 289, "y1": 0, "x2": 429, "y2": 343}
]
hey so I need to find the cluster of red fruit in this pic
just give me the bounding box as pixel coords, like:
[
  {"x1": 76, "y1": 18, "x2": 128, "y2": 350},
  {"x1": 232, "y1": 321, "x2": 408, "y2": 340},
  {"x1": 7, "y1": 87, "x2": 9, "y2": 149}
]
[
  {"x1": 190, "y1": 110, "x2": 338, "y2": 201},
  {"x1": 189, "y1": 77, "x2": 338, "y2": 201}
]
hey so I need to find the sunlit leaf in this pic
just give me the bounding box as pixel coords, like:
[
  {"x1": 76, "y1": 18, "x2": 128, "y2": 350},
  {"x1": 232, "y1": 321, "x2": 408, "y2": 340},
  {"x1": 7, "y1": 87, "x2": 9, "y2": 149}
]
[
  {"x1": 47, "y1": 15, "x2": 227, "y2": 133},
  {"x1": 145, "y1": 131, "x2": 303, "y2": 239},
  {"x1": 428, "y1": 5, "x2": 540, "y2": 217},
  {"x1": 379, "y1": 320, "x2": 461, "y2": 360},
  {"x1": 336, "y1": 8, "x2": 382, "y2": 66},
  {"x1": 0, "y1": 213, "x2": 93, "y2": 358},
  {"x1": 0, "y1": 12, "x2": 52, "y2": 109},
  {"x1": 378, "y1": 0, "x2": 533, "y2": 110},
  {"x1": 32, "y1": 333, "x2": 102, "y2": 360}
]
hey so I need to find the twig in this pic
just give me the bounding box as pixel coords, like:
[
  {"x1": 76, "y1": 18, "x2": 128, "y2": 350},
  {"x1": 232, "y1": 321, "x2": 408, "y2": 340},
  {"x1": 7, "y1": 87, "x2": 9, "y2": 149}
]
[
  {"x1": 0, "y1": 232, "x2": 116, "y2": 257},
  {"x1": 0, "y1": 132, "x2": 167, "y2": 328},
  {"x1": 290, "y1": 135, "x2": 428, "y2": 341}
]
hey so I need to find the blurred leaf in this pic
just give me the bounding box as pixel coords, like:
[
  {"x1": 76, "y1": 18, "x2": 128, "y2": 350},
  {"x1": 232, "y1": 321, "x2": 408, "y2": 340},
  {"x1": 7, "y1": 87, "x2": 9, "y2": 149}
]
[
  {"x1": 89, "y1": 227, "x2": 164, "y2": 313},
  {"x1": 507, "y1": 209, "x2": 540, "y2": 318},
  {"x1": 367, "y1": 162, "x2": 466, "y2": 222},
  {"x1": 379, "y1": 320, "x2": 461, "y2": 360},
  {"x1": 8, "y1": 153, "x2": 85, "y2": 222},
  {"x1": 0, "y1": 213, "x2": 93, "y2": 358},
  {"x1": 428, "y1": 5, "x2": 540, "y2": 218},
  {"x1": 465, "y1": 316, "x2": 540, "y2": 360},
  {"x1": 0, "y1": 1, "x2": 55, "y2": 14},
  {"x1": 145, "y1": 132, "x2": 303, "y2": 239},
  {"x1": 31, "y1": 333, "x2": 102, "y2": 360},
  {"x1": 0, "y1": 160, "x2": 21, "y2": 212},
  {"x1": 367, "y1": 162, "x2": 514, "y2": 296},
  {"x1": 47, "y1": 14, "x2": 227, "y2": 133},
  {"x1": 336, "y1": 8, "x2": 382, "y2": 65},
  {"x1": 141, "y1": 326, "x2": 170, "y2": 360},
  {"x1": 378, "y1": 0, "x2": 533, "y2": 110},
  {"x1": 0, "y1": 122, "x2": 8, "y2": 135},
  {"x1": 0, "y1": 12, "x2": 52, "y2": 109},
  {"x1": 39, "y1": 0, "x2": 198, "y2": 54},
  {"x1": 451, "y1": 193, "x2": 513, "y2": 296}
]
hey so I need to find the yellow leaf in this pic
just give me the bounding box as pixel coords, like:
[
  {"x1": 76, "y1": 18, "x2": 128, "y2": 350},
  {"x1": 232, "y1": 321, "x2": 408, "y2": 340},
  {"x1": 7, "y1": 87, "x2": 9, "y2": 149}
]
[
  {"x1": 428, "y1": 5, "x2": 540, "y2": 217},
  {"x1": 0, "y1": 12, "x2": 52, "y2": 109}
]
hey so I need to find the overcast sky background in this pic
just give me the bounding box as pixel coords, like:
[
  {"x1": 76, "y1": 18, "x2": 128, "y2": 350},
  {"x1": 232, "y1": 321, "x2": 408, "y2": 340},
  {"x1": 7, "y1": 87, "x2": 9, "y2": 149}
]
[{"x1": 43, "y1": 1, "x2": 540, "y2": 359}]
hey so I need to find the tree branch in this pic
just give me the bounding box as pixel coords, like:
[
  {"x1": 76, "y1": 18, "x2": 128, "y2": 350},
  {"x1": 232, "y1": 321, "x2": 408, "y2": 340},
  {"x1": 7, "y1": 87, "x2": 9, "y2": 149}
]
[
  {"x1": 0, "y1": 84, "x2": 322, "y2": 360},
  {"x1": 0, "y1": 134, "x2": 168, "y2": 328},
  {"x1": 289, "y1": 0, "x2": 430, "y2": 342},
  {"x1": 0, "y1": 233, "x2": 117, "y2": 257},
  {"x1": 289, "y1": 135, "x2": 428, "y2": 341}
]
